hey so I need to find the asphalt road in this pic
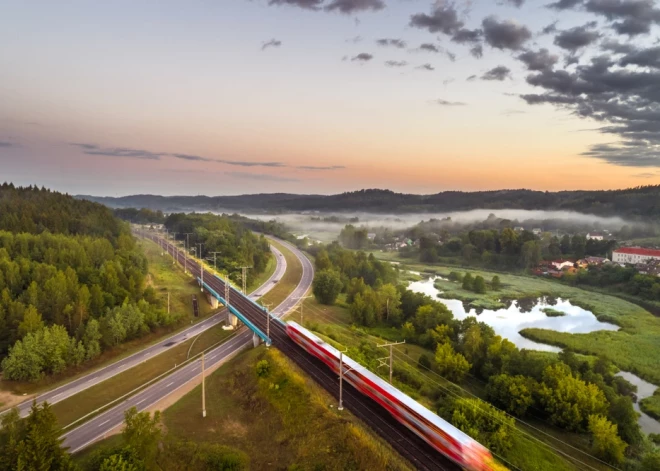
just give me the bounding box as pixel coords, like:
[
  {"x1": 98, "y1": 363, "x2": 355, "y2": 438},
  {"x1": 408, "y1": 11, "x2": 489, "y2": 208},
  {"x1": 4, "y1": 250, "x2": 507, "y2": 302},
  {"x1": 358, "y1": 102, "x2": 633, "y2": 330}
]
[
  {"x1": 62, "y1": 232, "x2": 310, "y2": 453},
  {"x1": 6, "y1": 232, "x2": 286, "y2": 419}
]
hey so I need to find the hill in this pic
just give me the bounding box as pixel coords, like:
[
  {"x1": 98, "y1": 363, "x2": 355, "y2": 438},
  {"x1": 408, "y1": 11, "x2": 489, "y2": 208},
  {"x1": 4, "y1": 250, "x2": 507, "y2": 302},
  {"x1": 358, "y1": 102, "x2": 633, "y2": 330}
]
[{"x1": 78, "y1": 186, "x2": 660, "y2": 219}]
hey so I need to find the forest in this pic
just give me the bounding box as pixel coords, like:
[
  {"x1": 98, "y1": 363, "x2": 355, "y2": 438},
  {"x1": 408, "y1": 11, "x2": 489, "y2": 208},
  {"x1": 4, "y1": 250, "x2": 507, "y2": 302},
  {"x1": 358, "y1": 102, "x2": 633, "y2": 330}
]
[
  {"x1": 0, "y1": 185, "x2": 176, "y2": 382},
  {"x1": 308, "y1": 243, "x2": 660, "y2": 469}
]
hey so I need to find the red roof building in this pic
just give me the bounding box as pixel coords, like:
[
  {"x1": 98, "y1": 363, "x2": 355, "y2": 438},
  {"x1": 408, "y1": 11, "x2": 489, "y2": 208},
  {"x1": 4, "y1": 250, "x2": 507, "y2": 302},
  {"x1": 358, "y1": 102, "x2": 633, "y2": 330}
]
[{"x1": 613, "y1": 247, "x2": 660, "y2": 264}]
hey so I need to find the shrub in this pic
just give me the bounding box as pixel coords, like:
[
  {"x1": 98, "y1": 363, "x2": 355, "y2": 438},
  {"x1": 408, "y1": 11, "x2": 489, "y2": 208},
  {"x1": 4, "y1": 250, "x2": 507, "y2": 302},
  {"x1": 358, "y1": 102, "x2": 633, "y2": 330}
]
[{"x1": 255, "y1": 360, "x2": 271, "y2": 378}]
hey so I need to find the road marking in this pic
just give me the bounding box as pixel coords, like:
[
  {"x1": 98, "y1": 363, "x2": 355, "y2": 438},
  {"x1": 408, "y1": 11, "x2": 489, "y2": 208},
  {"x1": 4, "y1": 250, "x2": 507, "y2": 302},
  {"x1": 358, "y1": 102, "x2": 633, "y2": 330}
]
[
  {"x1": 98, "y1": 419, "x2": 110, "y2": 427},
  {"x1": 166, "y1": 382, "x2": 174, "y2": 387},
  {"x1": 136, "y1": 398, "x2": 146, "y2": 405},
  {"x1": 52, "y1": 393, "x2": 62, "y2": 399}
]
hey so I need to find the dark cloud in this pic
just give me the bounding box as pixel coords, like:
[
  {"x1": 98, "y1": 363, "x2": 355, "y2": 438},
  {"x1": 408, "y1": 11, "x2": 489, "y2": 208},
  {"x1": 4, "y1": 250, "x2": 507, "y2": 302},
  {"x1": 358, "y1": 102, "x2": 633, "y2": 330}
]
[
  {"x1": 521, "y1": 54, "x2": 660, "y2": 167},
  {"x1": 585, "y1": 0, "x2": 660, "y2": 36},
  {"x1": 409, "y1": 4, "x2": 463, "y2": 35},
  {"x1": 417, "y1": 63, "x2": 435, "y2": 71},
  {"x1": 442, "y1": 78, "x2": 455, "y2": 86},
  {"x1": 470, "y1": 45, "x2": 484, "y2": 58},
  {"x1": 261, "y1": 39, "x2": 282, "y2": 50},
  {"x1": 482, "y1": 65, "x2": 512, "y2": 81},
  {"x1": 546, "y1": 0, "x2": 582, "y2": 9},
  {"x1": 541, "y1": 21, "x2": 559, "y2": 35},
  {"x1": 446, "y1": 50, "x2": 456, "y2": 62},
  {"x1": 451, "y1": 28, "x2": 482, "y2": 44},
  {"x1": 467, "y1": 74, "x2": 477, "y2": 81},
  {"x1": 554, "y1": 24, "x2": 600, "y2": 52},
  {"x1": 431, "y1": 99, "x2": 467, "y2": 106},
  {"x1": 419, "y1": 43, "x2": 440, "y2": 53},
  {"x1": 385, "y1": 60, "x2": 408, "y2": 67},
  {"x1": 171, "y1": 153, "x2": 213, "y2": 162},
  {"x1": 601, "y1": 40, "x2": 636, "y2": 54},
  {"x1": 376, "y1": 38, "x2": 406, "y2": 48},
  {"x1": 298, "y1": 165, "x2": 342, "y2": 171},
  {"x1": 324, "y1": 0, "x2": 385, "y2": 14},
  {"x1": 0, "y1": 141, "x2": 14, "y2": 147},
  {"x1": 70, "y1": 143, "x2": 164, "y2": 160},
  {"x1": 268, "y1": 0, "x2": 324, "y2": 10},
  {"x1": 506, "y1": 0, "x2": 525, "y2": 7},
  {"x1": 619, "y1": 46, "x2": 660, "y2": 68},
  {"x1": 171, "y1": 153, "x2": 288, "y2": 167},
  {"x1": 227, "y1": 171, "x2": 300, "y2": 183},
  {"x1": 351, "y1": 52, "x2": 373, "y2": 61},
  {"x1": 482, "y1": 16, "x2": 532, "y2": 50},
  {"x1": 518, "y1": 48, "x2": 559, "y2": 71}
]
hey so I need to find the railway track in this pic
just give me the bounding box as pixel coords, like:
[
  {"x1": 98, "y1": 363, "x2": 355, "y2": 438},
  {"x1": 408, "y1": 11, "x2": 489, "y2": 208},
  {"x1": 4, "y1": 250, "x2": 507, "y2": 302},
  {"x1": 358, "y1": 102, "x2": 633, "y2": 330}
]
[{"x1": 144, "y1": 232, "x2": 458, "y2": 470}]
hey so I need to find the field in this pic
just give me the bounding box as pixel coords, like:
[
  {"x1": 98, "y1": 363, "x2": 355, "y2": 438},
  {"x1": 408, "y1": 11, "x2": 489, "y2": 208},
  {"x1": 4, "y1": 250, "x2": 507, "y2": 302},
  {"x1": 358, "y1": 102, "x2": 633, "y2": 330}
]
[
  {"x1": 258, "y1": 239, "x2": 303, "y2": 309},
  {"x1": 640, "y1": 392, "x2": 660, "y2": 421},
  {"x1": 293, "y1": 297, "x2": 607, "y2": 471},
  {"x1": 373, "y1": 253, "x2": 660, "y2": 385},
  {"x1": 246, "y1": 252, "x2": 276, "y2": 293},
  {"x1": 0, "y1": 238, "x2": 216, "y2": 407},
  {"x1": 162, "y1": 347, "x2": 414, "y2": 470}
]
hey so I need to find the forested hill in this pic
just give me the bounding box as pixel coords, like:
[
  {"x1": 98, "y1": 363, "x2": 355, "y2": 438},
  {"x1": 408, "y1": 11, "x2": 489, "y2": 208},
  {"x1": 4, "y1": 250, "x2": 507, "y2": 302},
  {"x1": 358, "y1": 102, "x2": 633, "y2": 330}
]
[
  {"x1": 2, "y1": 183, "x2": 125, "y2": 240},
  {"x1": 78, "y1": 185, "x2": 660, "y2": 219}
]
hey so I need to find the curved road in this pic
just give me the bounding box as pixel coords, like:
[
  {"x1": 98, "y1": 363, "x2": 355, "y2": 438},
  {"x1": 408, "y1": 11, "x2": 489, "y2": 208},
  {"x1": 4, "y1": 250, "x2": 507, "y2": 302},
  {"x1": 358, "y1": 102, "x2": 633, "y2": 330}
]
[
  {"x1": 63, "y1": 233, "x2": 312, "y2": 453},
  {"x1": 6, "y1": 233, "x2": 286, "y2": 419}
]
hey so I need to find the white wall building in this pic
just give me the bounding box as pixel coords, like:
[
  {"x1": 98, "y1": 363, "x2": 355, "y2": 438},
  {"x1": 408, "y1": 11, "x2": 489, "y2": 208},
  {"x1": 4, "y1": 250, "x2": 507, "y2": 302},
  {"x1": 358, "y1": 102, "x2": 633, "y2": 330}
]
[{"x1": 612, "y1": 247, "x2": 660, "y2": 264}]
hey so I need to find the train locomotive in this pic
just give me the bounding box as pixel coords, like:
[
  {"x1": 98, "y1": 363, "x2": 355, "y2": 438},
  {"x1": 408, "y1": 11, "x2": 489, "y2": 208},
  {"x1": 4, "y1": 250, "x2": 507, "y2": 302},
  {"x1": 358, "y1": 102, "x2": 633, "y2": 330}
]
[{"x1": 286, "y1": 321, "x2": 495, "y2": 471}]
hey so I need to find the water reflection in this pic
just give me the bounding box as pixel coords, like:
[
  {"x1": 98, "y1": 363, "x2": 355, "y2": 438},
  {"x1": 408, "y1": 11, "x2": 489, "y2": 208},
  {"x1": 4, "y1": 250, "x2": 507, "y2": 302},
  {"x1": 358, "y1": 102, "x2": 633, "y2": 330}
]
[
  {"x1": 408, "y1": 277, "x2": 619, "y2": 352},
  {"x1": 615, "y1": 371, "x2": 660, "y2": 435}
]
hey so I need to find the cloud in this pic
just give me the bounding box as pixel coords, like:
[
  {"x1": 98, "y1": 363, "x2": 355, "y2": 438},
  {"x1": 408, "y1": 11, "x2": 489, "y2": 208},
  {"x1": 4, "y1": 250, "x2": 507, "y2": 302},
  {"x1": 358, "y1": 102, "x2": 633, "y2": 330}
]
[
  {"x1": 268, "y1": 0, "x2": 324, "y2": 10},
  {"x1": 632, "y1": 172, "x2": 657, "y2": 178},
  {"x1": 261, "y1": 39, "x2": 282, "y2": 50},
  {"x1": 430, "y1": 99, "x2": 467, "y2": 106},
  {"x1": 506, "y1": 0, "x2": 525, "y2": 7},
  {"x1": 518, "y1": 48, "x2": 559, "y2": 71},
  {"x1": 385, "y1": 60, "x2": 408, "y2": 67},
  {"x1": 482, "y1": 16, "x2": 532, "y2": 50},
  {"x1": 467, "y1": 74, "x2": 477, "y2": 81},
  {"x1": 442, "y1": 78, "x2": 455, "y2": 86},
  {"x1": 171, "y1": 153, "x2": 285, "y2": 167},
  {"x1": 541, "y1": 21, "x2": 559, "y2": 35},
  {"x1": 324, "y1": 0, "x2": 385, "y2": 14},
  {"x1": 0, "y1": 141, "x2": 14, "y2": 147},
  {"x1": 451, "y1": 28, "x2": 482, "y2": 44},
  {"x1": 409, "y1": 4, "x2": 463, "y2": 35},
  {"x1": 298, "y1": 165, "x2": 342, "y2": 171},
  {"x1": 585, "y1": 0, "x2": 660, "y2": 35},
  {"x1": 446, "y1": 50, "x2": 456, "y2": 62},
  {"x1": 481, "y1": 65, "x2": 512, "y2": 81},
  {"x1": 171, "y1": 153, "x2": 213, "y2": 162},
  {"x1": 70, "y1": 143, "x2": 164, "y2": 160},
  {"x1": 553, "y1": 24, "x2": 600, "y2": 52},
  {"x1": 417, "y1": 63, "x2": 435, "y2": 71},
  {"x1": 470, "y1": 44, "x2": 484, "y2": 58},
  {"x1": 376, "y1": 38, "x2": 406, "y2": 48},
  {"x1": 546, "y1": 0, "x2": 583, "y2": 9},
  {"x1": 226, "y1": 171, "x2": 300, "y2": 182},
  {"x1": 351, "y1": 52, "x2": 373, "y2": 61},
  {"x1": 601, "y1": 40, "x2": 636, "y2": 54},
  {"x1": 419, "y1": 43, "x2": 440, "y2": 53},
  {"x1": 346, "y1": 35, "x2": 363, "y2": 43},
  {"x1": 579, "y1": 142, "x2": 660, "y2": 167},
  {"x1": 619, "y1": 46, "x2": 660, "y2": 68}
]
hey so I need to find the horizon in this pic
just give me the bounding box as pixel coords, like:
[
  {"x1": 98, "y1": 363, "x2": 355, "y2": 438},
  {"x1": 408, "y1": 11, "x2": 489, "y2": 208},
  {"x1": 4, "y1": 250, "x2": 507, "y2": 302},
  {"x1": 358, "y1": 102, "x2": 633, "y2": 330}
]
[{"x1": 2, "y1": 1, "x2": 660, "y2": 195}]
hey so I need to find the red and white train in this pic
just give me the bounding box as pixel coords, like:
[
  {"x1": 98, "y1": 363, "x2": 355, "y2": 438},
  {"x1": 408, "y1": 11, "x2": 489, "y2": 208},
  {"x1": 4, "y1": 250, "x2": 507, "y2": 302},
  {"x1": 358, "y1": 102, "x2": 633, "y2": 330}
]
[{"x1": 286, "y1": 321, "x2": 495, "y2": 471}]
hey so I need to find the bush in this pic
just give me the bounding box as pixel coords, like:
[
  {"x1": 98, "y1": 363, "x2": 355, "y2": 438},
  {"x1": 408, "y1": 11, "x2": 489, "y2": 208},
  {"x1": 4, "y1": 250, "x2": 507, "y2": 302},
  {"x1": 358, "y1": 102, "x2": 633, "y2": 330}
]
[
  {"x1": 418, "y1": 353, "x2": 432, "y2": 370},
  {"x1": 256, "y1": 360, "x2": 270, "y2": 378},
  {"x1": 446, "y1": 398, "x2": 515, "y2": 454}
]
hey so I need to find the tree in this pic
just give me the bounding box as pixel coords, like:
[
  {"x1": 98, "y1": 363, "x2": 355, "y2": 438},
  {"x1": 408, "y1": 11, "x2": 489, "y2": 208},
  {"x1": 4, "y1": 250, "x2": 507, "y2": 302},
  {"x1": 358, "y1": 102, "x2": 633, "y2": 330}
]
[
  {"x1": 99, "y1": 453, "x2": 140, "y2": 471},
  {"x1": 448, "y1": 398, "x2": 515, "y2": 454},
  {"x1": 486, "y1": 374, "x2": 536, "y2": 416},
  {"x1": 377, "y1": 283, "x2": 401, "y2": 323},
  {"x1": 642, "y1": 451, "x2": 660, "y2": 471},
  {"x1": 82, "y1": 318, "x2": 102, "y2": 361},
  {"x1": 587, "y1": 415, "x2": 627, "y2": 466},
  {"x1": 462, "y1": 273, "x2": 474, "y2": 291},
  {"x1": 312, "y1": 270, "x2": 343, "y2": 305},
  {"x1": 521, "y1": 240, "x2": 541, "y2": 268},
  {"x1": 314, "y1": 249, "x2": 332, "y2": 272},
  {"x1": 473, "y1": 276, "x2": 486, "y2": 294},
  {"x1": 560, "y1": 234, "x2": 571, "y2": 255},
  {"x1": 434, "y1": 342, "x2": 471, "y2": 382},
  {"x1": 122, "y1": 407, "x2": 161, "y2": 467},
  {"x1": 17, "y1": 306, "x2": 44, "y2": 339},
  {"x1": 608, "y1": 396, "x2": 642, "y2": 446},
  {"x1": 491, "y1": 276, "x2": 501, "y2": 291},
  {"x1": 571, "y1": 234, "x2": 587, "y2": 259}
]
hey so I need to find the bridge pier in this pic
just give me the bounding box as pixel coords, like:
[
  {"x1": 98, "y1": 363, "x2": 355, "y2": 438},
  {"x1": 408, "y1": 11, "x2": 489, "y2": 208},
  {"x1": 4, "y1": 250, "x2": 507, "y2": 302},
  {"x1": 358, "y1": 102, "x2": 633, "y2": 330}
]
[
  {"x1": 252, "y1": 333, "x2": 260, "y2": 348},
  {"x1": 227, "y1": 313, "x2": 238, "y2": 327},
  {"x1": 205, "y1": 292, "x2": 219, "y2": 309}
]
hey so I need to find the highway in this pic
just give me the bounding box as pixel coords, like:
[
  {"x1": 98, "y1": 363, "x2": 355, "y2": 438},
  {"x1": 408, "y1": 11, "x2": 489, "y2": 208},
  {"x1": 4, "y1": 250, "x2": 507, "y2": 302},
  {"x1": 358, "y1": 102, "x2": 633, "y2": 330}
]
[
  {"x1": 62, "y1": 232, "x2": 309, "y2": 453},
  {"x1": 7, "y1": 233, "x2": 286, "y2": 419}
]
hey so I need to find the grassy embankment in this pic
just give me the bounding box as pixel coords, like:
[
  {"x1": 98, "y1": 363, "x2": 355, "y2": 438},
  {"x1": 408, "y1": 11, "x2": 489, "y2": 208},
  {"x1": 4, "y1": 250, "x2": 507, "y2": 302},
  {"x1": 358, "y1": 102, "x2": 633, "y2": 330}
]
[
  {"x1": 258, "y1": 238, "x2": 304, "y2": 309},
  {"x1": 641, "y1": 391, "x2": 660, "y2": 421},
  {"x1": 0, "y1": 239, "x2": 219, "y2": 408},
  {"x1": 542, "y1": 308, "x2": 565, "y2": 317},
  {"x1": 374, "y1": 253, "x2": 660, "y2": 386},
  {"x1": 293, "y1": 296, "x2": 609, "y2": 471}
]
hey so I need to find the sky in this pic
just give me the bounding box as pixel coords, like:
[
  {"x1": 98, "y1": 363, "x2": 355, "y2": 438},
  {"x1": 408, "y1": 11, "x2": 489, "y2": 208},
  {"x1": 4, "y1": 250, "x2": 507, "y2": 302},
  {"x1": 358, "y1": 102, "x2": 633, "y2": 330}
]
[{"x1": 1, "y1": 0, "x2": 660, "y2": 196}]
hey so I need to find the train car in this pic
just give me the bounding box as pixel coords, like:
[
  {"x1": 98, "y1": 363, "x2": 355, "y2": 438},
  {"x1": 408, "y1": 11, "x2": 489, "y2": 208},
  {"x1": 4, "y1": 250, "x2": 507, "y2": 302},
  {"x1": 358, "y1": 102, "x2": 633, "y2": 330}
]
[{"x1": 286, "y1": 321, "x2": 495, "y2": 471}]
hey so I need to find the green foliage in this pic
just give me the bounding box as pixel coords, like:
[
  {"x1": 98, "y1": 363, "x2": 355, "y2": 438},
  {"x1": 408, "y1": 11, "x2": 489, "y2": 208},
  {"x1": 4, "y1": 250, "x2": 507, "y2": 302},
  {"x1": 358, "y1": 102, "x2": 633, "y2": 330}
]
[
  {"x1": 486, "y1": 374, "x2": 537, "y2": 417},
  {"x1": 122, "y1": 408, "x2": 161, "y2": 468},
  {"x1": 312, "y1": 269, "x2": 343, "y2": 305},
  {"x1": 99, "y1": 452, "x2": 141, "y2": 471},
  {"x1": 642, "y1": 451, "x2": 660, "y2": 471},
  {"x1": 537, "y1": 363, "x2": 609, "y2": 431},
  {"x1": 255, "y1": 360, "x2": 271, "y2": 378},
  {"x1": 338, "y1": 224, "x2": 369, "y2": 249},
  {"x1": 113, "y1": 208, "x2": 165, "y2": 225},
  {"x1": 491, "y1": 276, "x2": 501, "y2": 291},
  {"x1": 462, "y1": 273, "x2": 474, "y2": 291},
  {"x1": 587, "y1": 415, "x2": 627, "y2": 466},
  {"x1": 445, "y1": 398, "x2": 515, "y2": 454},
  {"x1": 473, "y1": 276, "x2": 486, "y2": 294},
  {"x1": 434, "y1": 342, "x2": 470, "y2": 382},
  {"x1": 417, "y1": 353, "x2": 431, "y2": 370},
  {"x1": 640, "y1": 388, "x2": 660, "y2": 421},
  {"x1": 649, "y1": 433, "x2": 660, "y2": 445}
]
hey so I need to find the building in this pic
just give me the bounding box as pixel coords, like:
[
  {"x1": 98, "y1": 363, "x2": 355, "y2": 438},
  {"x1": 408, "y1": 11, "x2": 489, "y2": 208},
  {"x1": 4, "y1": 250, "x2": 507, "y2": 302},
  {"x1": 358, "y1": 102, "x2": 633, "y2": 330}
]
[
  {"x1": 367, "y1": 233, "x2": 376, "y2": 241},
  {"x1": 514, "y1": 226, "x2": 525, "y2": 232},
  {"x1": 551, "y1": 259, "x2": 574, "y2": 270},
  {"x1": 585, "y1": 256, "x2": 609, "y2": 266},
  {"x1": 612, "y1": 247, "x2": 660, "y2": 264},
  {"x1": 532, "y1": 228, "x2": 543, "y2": 236},
  {"x1": 587, "y1": 232, "x2": 605, "y2": 241}
]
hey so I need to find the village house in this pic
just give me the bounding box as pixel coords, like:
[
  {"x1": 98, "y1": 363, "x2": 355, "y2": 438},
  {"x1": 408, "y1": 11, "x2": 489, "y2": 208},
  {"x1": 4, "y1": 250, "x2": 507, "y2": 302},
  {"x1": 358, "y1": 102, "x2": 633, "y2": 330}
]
[
  {"x1": 612, "y1": 247, "x2": 660, "y2": 265},
  {"x1": 550, "y1": 259, "x2": 574, "y2": 270}
]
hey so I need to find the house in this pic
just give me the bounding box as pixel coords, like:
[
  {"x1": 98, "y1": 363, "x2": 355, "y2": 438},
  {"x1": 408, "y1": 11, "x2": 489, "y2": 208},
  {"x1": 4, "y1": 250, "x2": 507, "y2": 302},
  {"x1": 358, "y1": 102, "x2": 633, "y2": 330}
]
[
  {"x1": 367, "y1": 233, "x2": 376, "y2": 241},
  {"x1": 576, "y1": 259, "x2": 589, "y2": 269},
  {"x1": 532, "y1": 228, "x2": 543, "y2": 236},
  {"x1": 612, "y1": 247, "x2": 660, "y2": 264},
  {"x1": 587, "y1": 232, "x2": 605, "y2": 241},
  {"x1": 564, "y1": 266, "x2": 578, "y2": 275},
  {"x1": 551, "y1": 259, "x2": 574, "y2": 270},
  {"x1": 514, "y1": 226, "x2": 525, "y2": 232},
  {"x1": 585, "y1": 256, "x2": 609, "y2": 266}
]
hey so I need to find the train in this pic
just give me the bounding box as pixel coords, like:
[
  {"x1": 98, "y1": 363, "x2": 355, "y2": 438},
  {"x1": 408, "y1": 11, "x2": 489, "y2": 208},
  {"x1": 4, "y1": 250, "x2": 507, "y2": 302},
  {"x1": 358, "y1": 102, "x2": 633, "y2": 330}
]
[{"x1": 286, "y1": 321, "x2": 495, "y2": 471}]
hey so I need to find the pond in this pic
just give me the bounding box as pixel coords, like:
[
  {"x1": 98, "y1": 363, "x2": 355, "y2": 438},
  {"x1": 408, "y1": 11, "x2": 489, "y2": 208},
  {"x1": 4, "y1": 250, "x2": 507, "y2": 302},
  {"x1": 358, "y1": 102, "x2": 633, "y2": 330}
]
[
  {"x1": 408, "y1": 277, "x2": 619, "y2": 352},
  {"x1": 615, "y1": 371, "x2": 660, "y2": 435}
]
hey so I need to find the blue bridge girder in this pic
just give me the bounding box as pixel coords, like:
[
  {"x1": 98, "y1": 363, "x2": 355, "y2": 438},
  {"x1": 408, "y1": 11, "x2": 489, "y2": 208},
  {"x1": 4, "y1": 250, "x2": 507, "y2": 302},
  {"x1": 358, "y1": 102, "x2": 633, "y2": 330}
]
[{"x1": 197, "y1": 277, "x2": 272, "y2": 346}]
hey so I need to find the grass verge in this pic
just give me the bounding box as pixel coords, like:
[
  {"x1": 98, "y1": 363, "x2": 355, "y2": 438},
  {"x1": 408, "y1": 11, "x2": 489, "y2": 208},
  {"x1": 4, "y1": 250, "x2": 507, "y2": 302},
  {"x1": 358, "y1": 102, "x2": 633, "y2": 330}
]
[{"x1": 259, "y1": 239, "x2": 303, "y2": 309}]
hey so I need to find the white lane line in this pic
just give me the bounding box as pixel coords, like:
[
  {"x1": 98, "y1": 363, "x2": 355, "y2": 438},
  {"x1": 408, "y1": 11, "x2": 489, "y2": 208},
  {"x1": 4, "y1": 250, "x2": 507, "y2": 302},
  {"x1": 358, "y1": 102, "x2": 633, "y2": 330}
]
[
  {"x1": 166, "y1": 382, "x2": 174, "y2": 388},
  {"x1": 98, "y1": 419, "x2": 110, "y2": 427},
  {"x1": 52, "y1": 393, "x2": 62, "y2": 399},
  {"x1": 136, "y1": 398, "x2": 146, "y2": 405}
]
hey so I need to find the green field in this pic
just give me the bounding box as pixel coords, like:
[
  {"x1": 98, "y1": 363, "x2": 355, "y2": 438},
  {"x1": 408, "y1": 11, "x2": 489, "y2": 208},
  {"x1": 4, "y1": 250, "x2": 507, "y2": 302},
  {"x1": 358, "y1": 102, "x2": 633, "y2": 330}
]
[
  {"x1": 640, "y1": 391, "x2": 660, "y2": 421},
  {"x1": 246, "y1": 252, "x2": 276, "y2": 293},
  {"x1": 162, "y1": 347, "x2": 414, "y2": 470},
  {"x1": 374, "y1": 253, "x2": 660, "y2": 386},
  {"x1": 259, "y1": 239, "x2": 304, "y2": 309}
]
